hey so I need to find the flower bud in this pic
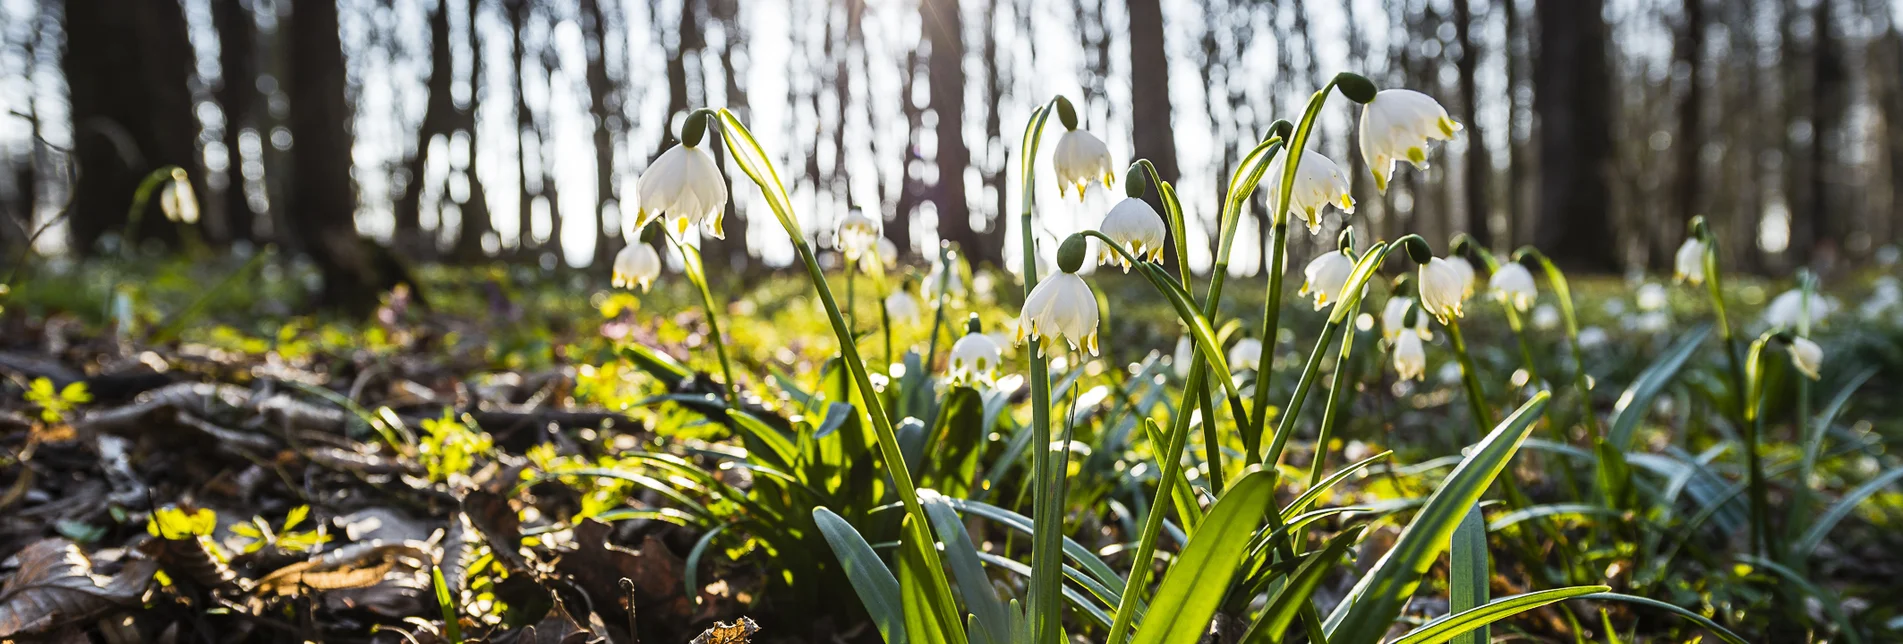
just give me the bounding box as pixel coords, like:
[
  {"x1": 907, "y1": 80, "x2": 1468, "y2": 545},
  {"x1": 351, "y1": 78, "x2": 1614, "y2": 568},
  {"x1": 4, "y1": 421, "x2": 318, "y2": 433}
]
[
  {"x1": 1334, "y1": 72, "x2": 1378, "y2": 104},
  {"x1": 681, "y1": 108, "x2": 717, "y2": 147},
  {"x1": 965, "y1": 313, "x2": 983, "y2": 335},
  {"x1": 1057, "y1": 233, "x2": 1089, "y2": 274},
  {"x1": 1054, "y1": 96, "x2": 1079, "y2": 131},
  {"x1": 1125, "y1": 164, "x2": 1149, "y2": 199}
]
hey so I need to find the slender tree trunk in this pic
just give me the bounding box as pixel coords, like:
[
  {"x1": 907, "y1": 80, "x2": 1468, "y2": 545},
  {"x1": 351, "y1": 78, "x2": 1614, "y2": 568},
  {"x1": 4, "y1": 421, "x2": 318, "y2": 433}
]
[
  {"x1": 61, "y1": 0, "x2": 201, "y2": 252},
  {"x1": 925, "y1": 0, "x2": 984, "y2": 266},
  {"x1": 289, "y1": 0, "x2": 392, "y2": 313},
  {"x1": 1805, "y1": 0, "x2": 1846, "y2": 267},
  {"x1": 452, "y1": 0, "x2": 492, "y2": 261},
  {"x1": 703, "y1": 0, "x2": 750, "y2": 269},
  {"x1": 1502, "y1": 0, "x2": 1525, "y2": 247},
  {"x1": 889, "y1": 50, "x2": 921, "y2": 257},
  {"x1": 1673, "y1": 0, "x2": 1706, "y2": 257},
  {"x1": 1455, "y1": 0, "x2": 1493, "y2": 249},
  {"x1": 979, "y1": 0, "x2": 1009, "y2": 264},
  {"x1": 582, "y1": 0, "x2": 623, "y2": 269},
  {"x1": 1533, "y1": 0, "x2": 1619, "y2": 271},
  {"x1": 396, "y1": 0, "x2": 456, "y2": 258},
  {"x1": 213, "y1": 0, "x2": 259, "y2": 245},
  {"x1": 1128, "y1": 0, "x2": 1180, "y2": 270},
  {"x1": 510, "y1": 0, "x2": 537, "y2": 253}
]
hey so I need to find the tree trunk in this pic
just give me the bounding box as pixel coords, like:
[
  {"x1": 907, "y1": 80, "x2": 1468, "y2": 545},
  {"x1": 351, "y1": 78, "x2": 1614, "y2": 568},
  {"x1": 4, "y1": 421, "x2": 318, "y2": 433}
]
[
  {"x1": 1673, "y1": 0, "x2": 1705, "y2": 259},
  {"x1": 289, "y1": 0, "x2": 392, "y2": 314},
  {"x1": 1804, "y1": 0, "x2": 1846, "y2": 267},
  {"x1": 213, "y1": 0, "x2": 260, "y2": 245},
  {"x1": 889, "y1": 50, "x2": 921, "y2": 258},
  {"x1": 452, "y1": 0, "x2": 492, "y2": 262},
  {"x1": 1532, "y1": 0, "x2": 1619, "y2": 271},
  {"x1": 1502, "y1": 0, "x2": 1524, "y2": 247},
  {"x1": 61, "y1": 0, "x2": 201, "y2": 253},
  {"x1": 1455, "y1": 0, "x2": 1492, "y2": 249},
  {"x1": 395, "y1": 0, "x2": 456, "y2": 258},
  {"x1": 925, "y1": 0, "x2": 986, "y2": 266},
  {"x1": 1127, "y1": 0, "x2": 1181, "y2": 270},
  {"x1": 510, "y1": 0, "x2": 537, "y2": 253},
  {"x1": 582, "y1": 0, "x2": 623, "y2": 269},
  {"x1": 703, "y1": 0, "x2": 750, "y2": 269}
]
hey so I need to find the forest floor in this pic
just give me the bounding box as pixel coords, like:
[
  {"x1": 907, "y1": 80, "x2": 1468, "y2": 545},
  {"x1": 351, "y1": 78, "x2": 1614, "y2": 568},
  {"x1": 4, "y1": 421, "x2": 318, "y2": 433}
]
[{"x1": 2, "y1": 254, "x2": 1902, "y2": 643}]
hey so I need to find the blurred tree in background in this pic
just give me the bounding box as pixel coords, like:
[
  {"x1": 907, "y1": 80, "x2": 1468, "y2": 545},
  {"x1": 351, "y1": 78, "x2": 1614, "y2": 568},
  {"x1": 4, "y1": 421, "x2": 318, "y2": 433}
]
[{"x1": 4, "y1": 0, "x2": 1903, "y2": 303}]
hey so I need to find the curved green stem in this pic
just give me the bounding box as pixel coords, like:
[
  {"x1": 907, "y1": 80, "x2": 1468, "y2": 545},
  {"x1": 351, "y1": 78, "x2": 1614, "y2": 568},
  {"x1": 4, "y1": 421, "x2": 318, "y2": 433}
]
[
  {"x1": 1019, "y1": 98, "x2": 1068, "y2": 644},
  {"x1": 1517, "y1": 248, "x2": 1602, "y2": 440},
  {"x1": 707, "y1": 109, "x2": 965, "y2": 638},
  {"x1": 669, "y1": 233, "x2": 740, "y2": 408},
  {"x1": 1742, "y1": 334, "x2": 1778, "y2": 559}
]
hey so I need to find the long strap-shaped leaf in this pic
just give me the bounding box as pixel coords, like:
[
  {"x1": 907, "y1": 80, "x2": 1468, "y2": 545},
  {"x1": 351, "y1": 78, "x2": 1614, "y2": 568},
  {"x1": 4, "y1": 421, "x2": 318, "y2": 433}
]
[
  {"x1": 1388, "y1": 586, "x2": 1611, "y2": 644},
  {"x1": 1324, "y1": 391, "x2": 1551, "y2": 644},
  {"x1": 1238, "y1": 525, "x2": 1367, "y2": 643},
  {"x1": 1793, "y1": 464, "x2": 1903, "y2": 558},
  {"x1": 1577, "y1": 592, "x2": 1749, "y2": 644},
  {"x1": 920, "y1": 491, "x2": 1013, "y2": 644},
  {"x1": 1448, "y1": 505, "x2": 1489, "y2": 644},
  {"x1": 1607, "y1": 323, "x2": 1712, "y2": 449},
  {"x1": 1128, "y1": 467, "x2": 1279, "y2": 644},
  {"x1": 813, "y1": 507, "x2": 906, "y2": 644}
]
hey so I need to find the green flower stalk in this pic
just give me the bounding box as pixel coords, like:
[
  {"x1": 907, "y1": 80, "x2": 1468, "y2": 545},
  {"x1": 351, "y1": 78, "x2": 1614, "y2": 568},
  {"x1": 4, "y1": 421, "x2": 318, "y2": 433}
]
[
  {"x1": 694, "y1": 108, "x2": 966, "y2": 637},
  {"x1": 1017, "y1": 97, "x2": 1069, "y2": 644},
  {"x1": 1744, "y1": 328, "x2": 1820, "y2": 560},
  {"x1": 1249, "y1": 72, "x2": 1377, "y2": 466},
  {"x1": 666, "y1": 231, "x2": 740, "y2": 408},
  {"x1": 1514, "y1": 247, "x2": 1603, "y2": 440}
]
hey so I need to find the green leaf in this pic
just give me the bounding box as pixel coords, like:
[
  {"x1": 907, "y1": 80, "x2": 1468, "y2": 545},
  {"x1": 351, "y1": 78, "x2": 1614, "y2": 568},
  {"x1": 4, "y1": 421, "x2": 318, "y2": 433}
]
[
  {"x1": 1736, "y1": 555, "x2": 1863, "y2": 644},
  {"x1": 1282, "y1": 450, "x2": 1392, "y2": 521},
  {"x1": 938, "y1": 497, "x2": 1126, "y2": 594},
  {"x1": 921, "y1": 491, "x2": 1011, "y2": 644},
  {"x1": 1238, "y1": 525, "x2": 1364, "y2": 643},
  {"x1": 1324, "y1": 391, "x2": 1550, "y2": 644},
  {"x1": 1486, "y1": 503, "x2": 1621, "y2": 532},
  {"x1": 1577, "y1": 592, "x2": 1749, "y2": 644},
  {"x1": 432, "y1": 566, "x2": 463, "y2": 643},
  {"x1": 1129, "y1": 467, "x2": 1278, "y2": 644},
  {"x1": 813, "y1": 507, "x2": 906, "y2": 644},
  {"x1": 618, "y1": 343, "x2": 690, "y2": 387},
  {"x1": 1607, "y1": 324, "x2": 1711, "y2": 448},
  {"x1": 1794, "y1": 465, "x2": 1903, "y2": 558},
  {"x1": 1449, "y1": 505, "x2": 1489, "y2": 644},
  {"x1": 726, "y1": 410, "x2": 800, "y2": 470},
  {"x1": 1389, "y1": 586, "x2": 1610, "y2": 644},
  {"x1": 684, "y1": 524, "x2": 729, "y2": 608},
  {"x1": 1142, "y1": 418, "x2": 1204, "y2": 533},
  {"x1": 899, "y1": 522, "x2": 965, "y2": 644},
  {"x1": 283, "y1": 505, "x2": 310, "y2": 532}
]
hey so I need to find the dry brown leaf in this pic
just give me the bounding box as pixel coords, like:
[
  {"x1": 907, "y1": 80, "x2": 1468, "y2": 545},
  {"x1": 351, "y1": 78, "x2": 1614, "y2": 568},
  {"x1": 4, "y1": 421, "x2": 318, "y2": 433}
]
[
  {"x1": 552, "y1": 520, "x2": 692, "y2": 640},
  {"x1": 689, "y1": 617, "x2": 760, "y2": 644},
  {"x1": 253, "y1": 542, "x2": 427, "y2": 596},
  {"x1": 0, "y1": 539, "x2": 158, "y2": 638}
]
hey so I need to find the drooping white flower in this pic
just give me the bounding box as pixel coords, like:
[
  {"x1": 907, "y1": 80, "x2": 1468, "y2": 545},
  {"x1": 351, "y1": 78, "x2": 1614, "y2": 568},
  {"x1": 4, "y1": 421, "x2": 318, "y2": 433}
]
[
  {"x1": 637, "y1": 143, "x2": 730, "y2": 238},
  {"x1": 834, "y1": 210, "x2": 883, "y2": 271},
  {"x1": 1098, "y1": 198, "x2": 1168, "y2": 271},
  {"x1": 1787, "y1": 337, "x2": 1823, "y2": 380},
  {"x1": 1382, "y1": 296, "x2": 1434, "y2": 342},
  {"x1": 1392, "y1": 332, "x2": 1426, "y2": 381},
  {"x1": 886, "y1": 290, "x2": 922, "y2": 324},
  {"x1": 1418, "y1": 257, "x2": 1470, "y2": 322},
  {"x1": 1054, "y1": 130, "x2": 1115, "y2": 200},
  {"x1": 611, "y1": 243, "x2": 663, "y2": 292},
  {"x1": 1016, "y1": 273, "x2": 1100, "y2": 356},
  {"x1": 1762, "y1": 289, "x2": 1839, "y2": 328},
  {"x1": 1674, "y1": 238, "x2": 1708, "y2": 284},
  {"x1": 1262, "y1": 148, "x2": 1356, "y2": 234},
  {"x1": 1228, "y1": 337, "x2": 1263, "y2": 372},
  {"x1": 1446, "y1": 256, "x2": 1477, "y2": 298},
  {"x1": 1859, "y1": 277, "x2": 1901, "y2": 319},
  {"x1": 1359, "y1": 89, "x2": 1461, "y2": 193},
  {"x1": 1488, "y1": 263, "x2": 1537, "y2": 311},
  {"x1": 876, "y1": 237, "x2": 899, "y2": 269},
  {"x1": 1300, "y1": 250, "x2": 1357, "y2": 310},
  {"x1": 159, "y1": 171, "x2": 199, "y2": 224},
  {"x1": 1636, "y1": 283, "x2": 1669, "y2": 312},
  {"x1": 948, "y1": 332, "x2": 1005, "y2": 384}
]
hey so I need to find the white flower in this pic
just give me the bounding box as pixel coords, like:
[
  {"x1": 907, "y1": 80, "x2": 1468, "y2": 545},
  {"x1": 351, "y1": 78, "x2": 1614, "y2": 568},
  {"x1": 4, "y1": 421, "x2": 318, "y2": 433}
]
[
  {"x1": 923, "y1": 259, "x2": 965, "y2": 300},
  {"x1": 1674, "y1": 238, "x2": 1707, "y2": 284},
  {"x1": 1418, "y1": 257, "x2": 1470, "y2": 322},
  {"x1": 1172, "y1": 335, "x2": 1194, "y2": 378},
  {"x1": 834, "y1": 210, "x2": 883, "y2": 271},
  {"x1": 1228, "y1": 337, "x2": 1263, "y2": 372},
  {"x1": 886, "y1": 290, "x2": 922, "y2": 324},
  {"x1": 1446, "y1": 256, "x2": 1477, "y2": 298},
  {"x1": 1054, "y1": 130, "x2": 1115, "y2": 199},
  {"x1": 611, "y1": 243, "x2": 663, "y2": 292},
  {"x1": 1016, "y1": 273, "x2": 1100, "y2": 356},
  {"x1": 1098, "y1": 198, "x2": 1168, "y2": 271},
  {"x1": 1300, "y1": 250, "x2": 1357, "y2": 310},
  {"x1": 876, "y1": 237, "x2": 899, "y2": 268},
  {"x1": 1488, "y1": 263, "x2": 1537, "y2": 311},
  {"x1": 1382, "y1": 296, "x2": 1433, "y2": 342},
  {"x1": 1762, "y1": 289, "x2": 1838, "y2": 328},
  {"x1": 1392, "y1": 332, "x2": 1426, "y2": 381},
  {"x1": 1637, "y1": 283, "x2": 1669, "y2": 312},
  {"x1": 1531, "y1": 304, "x2": 1561, "y2": 331},
  {"x1": 1859, "y1": 277, "x2": 1900, "y2": 319},
  {"x1": 1359, "y1": 89, "x2": 1461, "y2": 193},
  {"x1": 1262, "y1": 148, "x2": 1355, "y2": 234},
  {"x1": 159, "y1": 172, "x2": 199, "y2": 224},
  {"x1": 1632, "y1": 311, "x2": 1670, "y2": 333},
  {"x1": 637, "y1": 143, "x2": 730, "y2": 238},
  {"x1": 948, "y1": 332, "x2": 1005, "y2": 384},
  {"x1": 1787, "y1": 337, "x2": 1823, "y2": 380},
  {"x1": 1577, "y1": 326, "x2": 1610, "y2": 349}
]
